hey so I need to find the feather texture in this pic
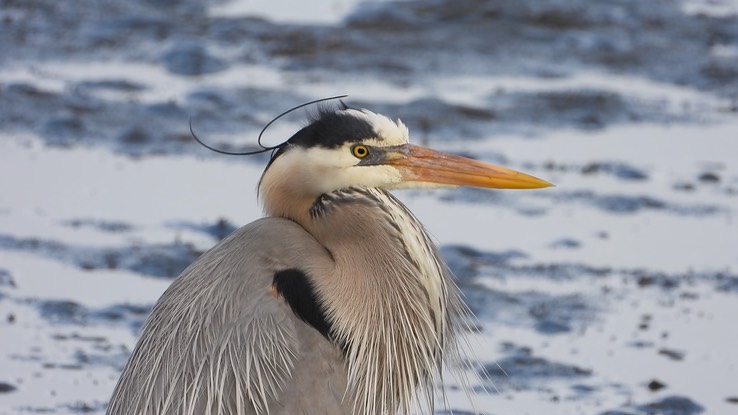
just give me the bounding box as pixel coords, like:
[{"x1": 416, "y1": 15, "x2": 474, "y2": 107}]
[
  {"x1": 305, "y1": 187, "x2": 465, "y2": 415},
  {"x1": 107, "y1": 219, "x2": 350, "y2": 415}
]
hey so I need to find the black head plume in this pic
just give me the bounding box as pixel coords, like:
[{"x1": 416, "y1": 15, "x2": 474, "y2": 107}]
[{"x1": 189, "y1": 94, "x2": 349, "y2": 156}]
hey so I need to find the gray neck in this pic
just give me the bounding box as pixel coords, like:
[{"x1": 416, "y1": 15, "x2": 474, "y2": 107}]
[{"x1": 300, "y1": 187, "x2": 461, "y2": 415}]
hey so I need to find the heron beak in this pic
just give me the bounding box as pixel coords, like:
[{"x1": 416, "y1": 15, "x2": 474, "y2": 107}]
[{"x1": 388, "y1": 145, "x2": 553, "y2": 189}]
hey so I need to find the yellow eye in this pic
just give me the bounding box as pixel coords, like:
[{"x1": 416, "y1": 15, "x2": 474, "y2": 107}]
[{"x1": 352, "y1": 145, "x2": 369, "y2": 159}]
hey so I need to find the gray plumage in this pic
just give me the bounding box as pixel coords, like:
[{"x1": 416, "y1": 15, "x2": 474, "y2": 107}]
[
  {"x1": 106, "y1": 107, "x2": 551, "y2": 415},
  {"x1": 108, "y1": 185, "x2": 461, "y2": 414},
  {"x1": 108, "y1": 218, "x2": 352, "y2": 414}
]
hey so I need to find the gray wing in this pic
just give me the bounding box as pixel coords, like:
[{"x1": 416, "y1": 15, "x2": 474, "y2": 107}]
[{"x1": 106, "y1": 218, "x2": 350, "y2": 415}]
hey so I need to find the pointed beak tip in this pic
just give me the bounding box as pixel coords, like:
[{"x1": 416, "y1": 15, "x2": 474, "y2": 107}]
[
  {"x1": 517, "y1": 181, "x2": 555, "y2": 190},
  {"x1": 532, "y1": 179, "x2": 556, "y2": 189},
  {"x1": 504, "y1": 172, "x2": 554, "y2": 190}
]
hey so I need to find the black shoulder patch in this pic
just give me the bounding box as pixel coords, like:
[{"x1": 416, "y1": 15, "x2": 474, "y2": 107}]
[
  {"x1": 273, "y1": 268, "x2": 333, "y2": 341},
  {"x1": 286, "y1": 109, "x2": 376, "y2": 149}
]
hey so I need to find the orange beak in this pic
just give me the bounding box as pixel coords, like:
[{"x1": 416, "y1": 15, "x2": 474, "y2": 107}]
[{"x1": 388, "y1": 145, "x2": 552, "y2": 189}]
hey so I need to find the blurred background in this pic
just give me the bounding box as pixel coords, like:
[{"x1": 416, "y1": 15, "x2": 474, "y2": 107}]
[{"x1": 1, "y1": 0, "x2": 737, "y2": 414}]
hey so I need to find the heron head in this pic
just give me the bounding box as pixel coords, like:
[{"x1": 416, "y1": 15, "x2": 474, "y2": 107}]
[{"x1": 259, "y1": 108, "x2": 551, "y2": 216}]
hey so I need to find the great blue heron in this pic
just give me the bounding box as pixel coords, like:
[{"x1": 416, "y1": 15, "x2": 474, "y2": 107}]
[{"x1": 106, "y1": 106, "x2": 551, "y2": 415}]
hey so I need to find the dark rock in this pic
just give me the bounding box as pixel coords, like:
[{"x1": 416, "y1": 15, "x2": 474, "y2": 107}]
[
  {"x1": 698, "y1": 172, "x2": 720, "y2": 183},
  {"x1": 550, "y1": 238, "x2": 581, "y2": 249},
  {"x1": 571, "y1": 383, "x2": 598, "y2": 393},
  {"x1": 647, "y1": 379, "x2": 667, "y2": 391},
  {"x1": 636, "y1": 272, "x2": 680, "y2": 289},
  {"x1": 598, "y1": 195, "x2": 665, "y2": 213},
  {"x1": 581, "y1": 162, "x2": 649, "y2": 180},
  {"x1": 0, "y1": 382, "x2": 16, "y2": 393},
  {"x1": 673, "y1": 182, "x2": 695, "y2": 192},
  {"x1": 658, "y1": 348, "x2": 685, "y2": 361},
  {"x1": 628, "y1": 341, "x2": 655, "y2": 349},
  {"x1": 637, "y1": 396, "x2": 704, "y2": 415}
]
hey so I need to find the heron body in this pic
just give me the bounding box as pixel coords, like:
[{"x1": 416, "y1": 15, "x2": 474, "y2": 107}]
[{"x1": 107, "y1": 107, "x2": 551, "y2": 415}]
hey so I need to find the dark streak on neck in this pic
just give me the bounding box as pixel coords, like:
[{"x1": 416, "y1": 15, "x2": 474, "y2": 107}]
[{"x1": 272, "y1": 269, "x2": 342, "y2": 348}]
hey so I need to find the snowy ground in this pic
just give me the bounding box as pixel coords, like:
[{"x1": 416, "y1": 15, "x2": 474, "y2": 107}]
[{"x1": 1, "y1": 0, "x2": 738, "y2": 414}]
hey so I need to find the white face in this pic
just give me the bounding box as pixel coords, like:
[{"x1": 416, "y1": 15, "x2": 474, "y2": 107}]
[{"x1": 259, "y1": 109, "x2": 411, "y2": 199}]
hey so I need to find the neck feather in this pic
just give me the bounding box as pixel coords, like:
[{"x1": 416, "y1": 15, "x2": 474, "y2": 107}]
[{"x1": 272, "y1": 186, "x2": 465, "y2": 414}]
